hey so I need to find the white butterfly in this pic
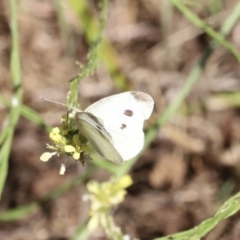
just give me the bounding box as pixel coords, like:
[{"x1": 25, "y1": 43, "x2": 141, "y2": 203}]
[{"x1": 75, "y1": 91, "x2": 154, "y2": 164}]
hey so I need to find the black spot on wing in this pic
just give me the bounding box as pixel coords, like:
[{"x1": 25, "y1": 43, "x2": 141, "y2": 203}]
[
  {"x1": 120, "y1": 123, "x2": 126, "y2": 130},
  {"x1": 124, "y1": 109, "x2": 133, "y2": 117}
]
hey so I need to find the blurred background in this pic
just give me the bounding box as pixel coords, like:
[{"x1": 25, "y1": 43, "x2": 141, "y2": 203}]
[{"x1": 1, "y1": 0, "x2": 240, "y2": 239}]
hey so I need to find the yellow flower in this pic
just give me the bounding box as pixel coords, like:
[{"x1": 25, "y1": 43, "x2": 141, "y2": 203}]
[
  {"x1": 40, "y1": 152, "x2": 57, "y2": 162},
  {"x1": 50, "y1": 127, "x2": 67, "y2": 145},
  {"x1": 90, "y1": 175, "x2": 133, "y2": 206},
  {"x1": 86, "y1": 175, "x2": 133, "y2": 230},
  {"x1": 40, "y1": 113, "x2": 91, "y2": 169}
]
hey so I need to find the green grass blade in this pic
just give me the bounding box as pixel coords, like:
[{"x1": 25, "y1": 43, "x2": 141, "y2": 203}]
[
  {"x1": 68, "y1": 0, "x2": 129, "y2": 92},
  {"x1": 0, "y1": 94, "x2": 50, "y2": 131},
  {"x1": 67, "y1": 0, "x2": 109, "y2": 107},
  {"x1": 0, "y1": 168, "x2": 94, "y2": 221},
  {"x1": 69, "y1": 219, "x2": 91, "y2": 240},
  {"x1": 0, "y1": 203, "x2": 38, "y2": 222},
  {"x1": 170, "y1": 0, "x2": 240, "y2": 62},
  {"x1": 155, "y1": 191, "x2": 240, "y2": 240},
  {"x1": 0, "y1": 0, "x2": 23, "y2": 200},
  {"x1": 0, "y1": 135, "x2": 13, "y2": 198}
]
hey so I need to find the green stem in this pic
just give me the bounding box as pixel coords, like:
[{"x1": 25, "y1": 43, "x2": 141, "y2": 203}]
[
  {"x1": 0, "y1": 0, "x2": 23, "y2": 199},
  {"x1": 170, "y1": 0, "x2": 240, "y2": 62}
]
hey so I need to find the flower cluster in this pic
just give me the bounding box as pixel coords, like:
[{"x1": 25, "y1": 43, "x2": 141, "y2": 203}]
[
  {"x1": 40, "y1": 112, "x2": 92, "y2": 167},
  {"x1": 85, "y1": 175, "x2": 133, "y2": 231}
]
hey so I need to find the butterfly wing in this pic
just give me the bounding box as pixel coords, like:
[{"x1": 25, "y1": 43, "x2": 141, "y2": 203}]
[
  {"x1": 75, "y1": 112, "x2": 124, "y2": 164},
  {"x1": 82, "y1": 91, "x2": 154, "y2": 162}
]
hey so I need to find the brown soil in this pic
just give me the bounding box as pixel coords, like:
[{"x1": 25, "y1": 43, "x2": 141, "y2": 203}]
[{"x1": 1, "y1": 1, "x2": 240, "y2": 239}]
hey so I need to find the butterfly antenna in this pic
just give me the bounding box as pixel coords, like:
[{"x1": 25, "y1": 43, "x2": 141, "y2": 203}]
[{"x1": 40, "y1": 97, "x2": 75, "y2": 111}]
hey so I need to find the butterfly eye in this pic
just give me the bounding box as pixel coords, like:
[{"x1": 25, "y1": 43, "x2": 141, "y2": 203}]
[{"x1": 124, "y1": 109, "x2": 133, "y2": 117}]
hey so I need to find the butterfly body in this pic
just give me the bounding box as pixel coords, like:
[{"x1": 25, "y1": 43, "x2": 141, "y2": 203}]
[{"x1": 75, "y1": 91, "x2": 154, "y2": 164}]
